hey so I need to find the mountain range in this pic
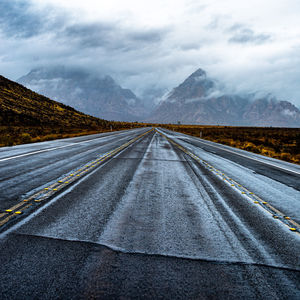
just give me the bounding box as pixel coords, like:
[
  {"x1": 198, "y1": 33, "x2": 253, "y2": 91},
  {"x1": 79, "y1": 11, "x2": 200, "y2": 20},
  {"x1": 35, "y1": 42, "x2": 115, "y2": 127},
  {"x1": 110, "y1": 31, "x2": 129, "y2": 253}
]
[
  {"x1": 149, "y1": 69, "x2": 300, "y2": 127},
  {"x1": 18, "y1": 67, "x2": 147, "y2": 122},
  {"x1": 18, "y1": 66, "x2": 300, "y2": 127}
]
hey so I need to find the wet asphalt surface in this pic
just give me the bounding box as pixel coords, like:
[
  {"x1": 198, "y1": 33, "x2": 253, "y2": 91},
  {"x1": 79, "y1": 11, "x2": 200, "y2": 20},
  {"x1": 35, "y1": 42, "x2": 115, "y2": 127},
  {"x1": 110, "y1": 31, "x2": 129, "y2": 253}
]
[
  {"x1": 161, "y1": 129, "x2": 300, "y2": 191},
  {"x1": 0, "y1": 128, "x2": 148, "y2": 209},
  {"x1": 0, "y1": 129, "x2": 299, "y2": 299}
]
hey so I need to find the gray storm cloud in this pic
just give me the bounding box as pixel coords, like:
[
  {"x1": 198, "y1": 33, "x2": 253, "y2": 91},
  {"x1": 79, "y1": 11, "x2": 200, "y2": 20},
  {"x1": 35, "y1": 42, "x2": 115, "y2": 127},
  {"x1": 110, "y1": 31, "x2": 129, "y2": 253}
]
[{"x1": 0, "y1": 0, "x2": 299, "y2": 107}]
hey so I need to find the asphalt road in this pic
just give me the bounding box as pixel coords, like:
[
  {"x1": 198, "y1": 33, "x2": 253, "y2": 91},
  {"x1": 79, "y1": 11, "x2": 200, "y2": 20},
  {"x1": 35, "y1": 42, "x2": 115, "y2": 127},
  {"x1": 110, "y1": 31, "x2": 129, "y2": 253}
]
[
  {"x1": 0, "y1": 127, "x2": 149, "y2": 210},
  {"x1": 0, "y1": 128, "x2": 299, "y2": 299}
]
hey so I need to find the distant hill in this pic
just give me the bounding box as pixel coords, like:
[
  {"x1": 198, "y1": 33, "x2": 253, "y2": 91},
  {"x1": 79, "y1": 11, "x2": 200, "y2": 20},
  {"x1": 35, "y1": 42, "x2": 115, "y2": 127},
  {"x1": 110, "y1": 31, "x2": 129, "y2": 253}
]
[
  {"x1": 149, "y1": 68, "x2": 300, "y2": 127},
  {"x1": 0, "y1": 75, "x2": 138, "y2": 146},
  {"x1": 18, "y1": 66, "x2": 147, "y2": 122}
]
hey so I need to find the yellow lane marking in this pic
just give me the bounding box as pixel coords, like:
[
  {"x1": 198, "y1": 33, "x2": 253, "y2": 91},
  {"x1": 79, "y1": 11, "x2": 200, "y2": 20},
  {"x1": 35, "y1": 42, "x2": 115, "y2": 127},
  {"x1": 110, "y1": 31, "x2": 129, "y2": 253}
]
[
  {"x1": 3, "y1": 201, "x2": 26, "y2": 213},
  {"x1": 0, "y1": 214, "x2": 15, "y2": 227},
  {"x1": 157, "y1": 129, "x2": 300, "y2": 234},
  {"x1": 0, "y1": 204, "x2": 32, "y2": 226}
]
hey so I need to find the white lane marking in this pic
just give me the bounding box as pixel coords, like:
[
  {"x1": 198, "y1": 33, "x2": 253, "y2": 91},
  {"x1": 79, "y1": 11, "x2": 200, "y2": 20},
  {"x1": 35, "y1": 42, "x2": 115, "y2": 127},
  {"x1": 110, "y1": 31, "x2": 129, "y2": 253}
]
[
  {"x1": 0, "y1": 143, "x2": 79, "y2": 162},
  {"x1": 161, "y1": 130, "x2": 300, "y2": 176},
  {"x1": 0, "y1": 130, "x2": 143, "y2": 163}
]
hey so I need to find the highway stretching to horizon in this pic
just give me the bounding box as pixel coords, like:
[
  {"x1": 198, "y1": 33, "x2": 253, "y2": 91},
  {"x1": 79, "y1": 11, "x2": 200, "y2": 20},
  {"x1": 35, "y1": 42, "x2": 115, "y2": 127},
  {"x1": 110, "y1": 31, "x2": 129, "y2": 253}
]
[{"x1": 0, "y1": 128, "x2": 299, "y2": 299}]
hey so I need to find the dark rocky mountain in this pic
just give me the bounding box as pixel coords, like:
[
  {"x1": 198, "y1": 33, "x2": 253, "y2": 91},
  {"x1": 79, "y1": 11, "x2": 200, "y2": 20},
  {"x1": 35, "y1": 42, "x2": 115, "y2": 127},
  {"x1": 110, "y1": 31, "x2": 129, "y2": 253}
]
[
  {"x1": 149, "y1": 68, "x2": 300, "y2": 127},
  {"x1": 18, "y1": 66, "x2": 147, "y2": 122}
]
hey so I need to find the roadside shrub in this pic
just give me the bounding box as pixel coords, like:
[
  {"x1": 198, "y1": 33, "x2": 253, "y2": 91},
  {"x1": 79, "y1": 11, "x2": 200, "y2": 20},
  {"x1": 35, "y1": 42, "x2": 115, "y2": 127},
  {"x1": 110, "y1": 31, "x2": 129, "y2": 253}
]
[
  {"x1": 20, "y1": 133, "x2": 32, "y2": 144},
  {"x1": 280, "y1": 152, "x2": 292, "y2": 161}
]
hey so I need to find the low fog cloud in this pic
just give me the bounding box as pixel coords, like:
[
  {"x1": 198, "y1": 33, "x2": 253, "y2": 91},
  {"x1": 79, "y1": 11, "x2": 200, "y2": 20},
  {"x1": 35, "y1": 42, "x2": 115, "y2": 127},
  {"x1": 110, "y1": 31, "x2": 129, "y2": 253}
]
[
  {"x1": 228, "y1": 25, "x2": 271, "y2": 45},
  {"x1": 0, "y1": 0, "x2": 300, "y2": 106}
]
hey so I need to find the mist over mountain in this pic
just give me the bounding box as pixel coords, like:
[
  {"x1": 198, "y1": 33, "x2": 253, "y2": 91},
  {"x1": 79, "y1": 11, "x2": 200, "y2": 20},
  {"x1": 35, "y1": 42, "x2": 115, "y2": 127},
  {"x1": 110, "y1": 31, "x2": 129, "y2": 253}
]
[
  {"x1": 18, "y1": 66, "x2": 147, "y2": 122},
  {"x1": 18, "y1": 66, "x2": 300, "y2": 126},
  {"x1": 149, "y1": 69, "x2": 300, "y2": 127}
]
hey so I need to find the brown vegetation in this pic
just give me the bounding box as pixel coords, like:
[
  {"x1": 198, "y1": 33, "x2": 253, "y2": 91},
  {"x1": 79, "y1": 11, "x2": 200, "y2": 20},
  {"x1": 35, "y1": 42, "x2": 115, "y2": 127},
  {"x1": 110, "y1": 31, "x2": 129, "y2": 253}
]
[{"x1": 161, "y1": 124, "x2": 300, "y2": 164}]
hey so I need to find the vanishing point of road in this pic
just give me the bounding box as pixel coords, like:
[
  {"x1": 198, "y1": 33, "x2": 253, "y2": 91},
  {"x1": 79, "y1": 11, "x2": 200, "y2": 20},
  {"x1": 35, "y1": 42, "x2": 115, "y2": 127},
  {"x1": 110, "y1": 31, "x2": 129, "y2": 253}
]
[{"x1": 0, "y1": 128, "x2": 299, "y2": 299}]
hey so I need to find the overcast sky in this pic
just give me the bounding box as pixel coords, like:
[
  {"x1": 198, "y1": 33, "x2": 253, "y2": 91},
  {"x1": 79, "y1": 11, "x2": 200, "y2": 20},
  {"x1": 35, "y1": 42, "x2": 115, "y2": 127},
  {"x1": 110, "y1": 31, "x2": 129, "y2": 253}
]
[{"x1": 0, "y1": 0, "x2": 300, "y2": 105}]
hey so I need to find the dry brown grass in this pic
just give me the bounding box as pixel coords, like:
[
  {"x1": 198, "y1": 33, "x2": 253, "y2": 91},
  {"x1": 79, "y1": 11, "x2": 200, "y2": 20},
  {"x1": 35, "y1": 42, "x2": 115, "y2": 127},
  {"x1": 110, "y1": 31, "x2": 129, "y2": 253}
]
[
  {"x1": 160, "y1": 124, "x2": 300, "y2": 164},
  {"x1": 0, "y1": 124, "x2": 147, "y2": 147}
]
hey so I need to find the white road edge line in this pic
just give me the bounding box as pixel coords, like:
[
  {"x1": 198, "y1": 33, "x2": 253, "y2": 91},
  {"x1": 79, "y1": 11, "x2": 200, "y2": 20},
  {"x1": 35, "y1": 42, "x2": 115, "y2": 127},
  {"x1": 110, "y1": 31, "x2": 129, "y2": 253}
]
[
  {"x1": 0, "y1": 143, "x2": 79, "y2": 162},
  {"x1": 164, "y1": 130, "x2": 300, "y2": 176},
  {"x1": 0, "y1": 130, "x2": 142, "y2": 163}
]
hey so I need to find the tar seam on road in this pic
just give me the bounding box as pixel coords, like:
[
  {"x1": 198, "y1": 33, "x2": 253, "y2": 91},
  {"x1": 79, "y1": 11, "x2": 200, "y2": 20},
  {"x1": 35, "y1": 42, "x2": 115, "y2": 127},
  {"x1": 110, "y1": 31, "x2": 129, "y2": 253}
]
[
  {"x1": 0, "y1": 129, "x2": 154, "y2": 233},
  {"x1": 156, "y1": 129, "x2": 300, "y2": 235}
]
